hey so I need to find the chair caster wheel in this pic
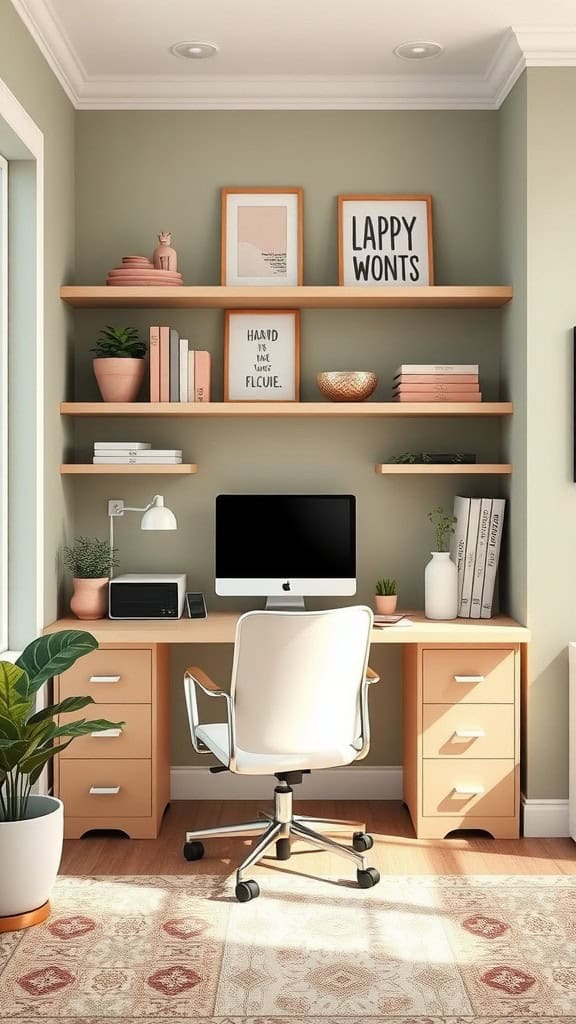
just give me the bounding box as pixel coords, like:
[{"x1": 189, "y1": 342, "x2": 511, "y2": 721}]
[
  {"x1": 235, "y1": 879, "x2": 260, "y2": 902},
  {"x1": 357, "y1": 867, "x2": 380, "y2": 888},
  {"x1": 183, "y1": 841, "x2": 204, "y2": 861},
  {"x1": 276, "y1": 838, "x2": 291, "y2": 861},
  {"x1": 352, "y1": 832, "x2": 374, "y2": 852}
]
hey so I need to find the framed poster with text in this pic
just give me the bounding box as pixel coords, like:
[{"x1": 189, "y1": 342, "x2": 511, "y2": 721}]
[
  {"x1": 338, "y1": 194, "x2": 434, "y2": 286},
  {"x1": 224, "y1": 310, "x2": 300, "y2": 402},
  {"x1": 221, "y1": 187, "x2": 304, "y2": 286}
]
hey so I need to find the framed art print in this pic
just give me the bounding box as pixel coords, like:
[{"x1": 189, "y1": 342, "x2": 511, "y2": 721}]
[
  {"x1": 221, "y1": 187, "x2": 303, "y2": 286},
  {"x1": 338, "y1": 194, "x2": 434, "y2": 286},
  {"x1": 224, "y1": 310, "x2": 300, "y2": 401}
]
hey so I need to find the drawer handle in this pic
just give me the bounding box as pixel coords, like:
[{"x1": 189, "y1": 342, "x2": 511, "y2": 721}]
[
  {"x1": 453, "y1": 675, "x2": 485, "y2": 684},
  {"x1": 89, "y1": 675, "x2": 121, "y2": 683},
  {"x1": 454, "y1": 784, "x2": 485, "y2": 796},
  {"x1": 89, "y1": 786, "x2": 120, "y2": 795},
  {"x1": 454, "y1": 729, "x2": 486, "y2": 739},
  {"x1": 90, "y1": 728, "x2": 123, "y2": 738}
]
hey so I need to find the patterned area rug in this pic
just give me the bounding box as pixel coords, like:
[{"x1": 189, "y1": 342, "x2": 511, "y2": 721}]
[{"x1": 0, "y1": 873, "x2": 575, "y2": 1023}]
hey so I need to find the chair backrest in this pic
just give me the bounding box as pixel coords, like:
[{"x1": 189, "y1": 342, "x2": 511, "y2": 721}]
[{"x1": 229, "y1": 606, "x2": 373, "y2": 755}]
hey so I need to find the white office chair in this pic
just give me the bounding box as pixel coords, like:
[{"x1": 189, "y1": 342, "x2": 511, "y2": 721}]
[{"x1": 182, "y1": 606, "x2": 380, "y2": 902}]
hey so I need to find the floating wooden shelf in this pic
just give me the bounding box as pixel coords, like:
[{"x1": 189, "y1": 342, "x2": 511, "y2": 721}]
[
  {"x1": 375, "y1": 463, "x2": 512, "y2": 475},
  {"x1": 60, "y1": 464, "x2": 198, "y2": 475},
  {"x1": 60, "y1": 401, "x2": 513, "y2": 418},
  {"x1": 60, "y1": 285, "x2": 513, "y2": 310}
]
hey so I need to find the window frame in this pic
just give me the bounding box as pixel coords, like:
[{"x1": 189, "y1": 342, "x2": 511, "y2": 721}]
[{"x1": 0, "y1": 153, "x2": 7, "y2": 655}]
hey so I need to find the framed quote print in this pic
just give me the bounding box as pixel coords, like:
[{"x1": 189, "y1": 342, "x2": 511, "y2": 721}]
[
  {"x1": 338, "y1": 194, "x2": 434, "y2": 286},
  {"x1": 221, "y1": 187, "x2": 303, "y2": 286},
  {"x1": 224, "y1": 310, "x2": 300, "y2": 401}
]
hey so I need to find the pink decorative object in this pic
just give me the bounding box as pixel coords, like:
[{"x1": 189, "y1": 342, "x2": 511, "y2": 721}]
[
  {"x1": 70, "y1": 577, "x2": 109, "y2": 620},
  {"x1": 153, "y1": 232, "x2": 178, "y2": 271},
  {"x1": 374, "y1": 594, "x2": 398, "y2": 614}
]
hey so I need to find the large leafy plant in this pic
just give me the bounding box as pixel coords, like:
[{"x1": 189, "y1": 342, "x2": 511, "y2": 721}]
[
  {"x1": 91, "y1": 325, "x2": 147, "y2": 359},
  {"x1": 0, "y1": 630, "x2": 123, "y2": 821}
]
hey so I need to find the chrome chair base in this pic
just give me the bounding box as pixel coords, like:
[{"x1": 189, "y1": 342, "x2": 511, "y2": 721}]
[{"x1": 184, "y1": 780, "x2": 373, "y2": 886}]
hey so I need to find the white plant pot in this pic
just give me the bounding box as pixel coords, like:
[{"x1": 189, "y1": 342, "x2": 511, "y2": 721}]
[
  {"x1": 425, "y1": 551, "x2": 458, "y2": 620},
  {"x1": 0, "y1": 795, "x2": 63, "y2": 921}
]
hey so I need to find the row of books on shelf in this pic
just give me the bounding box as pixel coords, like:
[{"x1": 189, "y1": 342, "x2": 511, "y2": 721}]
[
  {"x1": 450, "y1": 495, "x2": 505, "y2": 618},
  {"x1": 393, "y1": 364, "x2": 481, "y2": 403},
  {"x1": 149, "y1": 327, "x2": 211, "y2": 403},
  {"x1": 92, "y1": 442, "x2": 183, "y2": 465}
]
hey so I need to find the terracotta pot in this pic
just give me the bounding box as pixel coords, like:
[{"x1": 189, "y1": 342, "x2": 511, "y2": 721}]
[
  {"x1": 375, "y1": 594, "x2": 398, "y2": 615},
  {"x1": 70, "y1": 577, "x2": 109, "y2": 620},
  {"x1": 93, "y1": 357, "x2": 145, "y2": 402}
]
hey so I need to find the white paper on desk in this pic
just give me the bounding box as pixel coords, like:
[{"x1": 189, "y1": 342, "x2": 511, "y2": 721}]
[{"x1": 373, "y1": 616, "x2": 413, "y2": 627}]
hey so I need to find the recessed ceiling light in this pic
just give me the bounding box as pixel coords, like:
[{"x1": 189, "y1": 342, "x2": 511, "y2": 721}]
[
  {"x1": 393, "y1": 41, "x2": 443, "y2": 61},
  {"x1": 170, "y1": 41, "x2": 219, "y2": 60}
]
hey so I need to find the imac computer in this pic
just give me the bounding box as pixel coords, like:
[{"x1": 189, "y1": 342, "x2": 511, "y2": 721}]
[{"x1": 215, "y1": 494, "x2": 356, "y2": 610}]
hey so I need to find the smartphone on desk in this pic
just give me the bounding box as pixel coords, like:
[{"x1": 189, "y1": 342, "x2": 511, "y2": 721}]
[{"x1": 185, "y1": 592, "x2": 207, "y2": 619}]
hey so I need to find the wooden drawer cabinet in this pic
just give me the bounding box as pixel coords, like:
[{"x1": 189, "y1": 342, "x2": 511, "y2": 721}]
[
  {"x1": 422, "y1": 703, "x2": 515, "y2": 759},
  {"x1": 404, "y1": 644, "x2": 520, "y2": 839},
  {"x1": 59, "y1": 759, "x2": 152, "y2": 818},
  {"x1": 422, "y1": 758, "x2": 516, "y2": 817},
  {"x1": 422, "y1": 648, "x2": 515, "y2": 704},
  {"x1": 58, "y1": 648, "x2": 152, "y2": 703},
  {"x1": 58, "y1": 703, "x2": 152, "y2": 759},
  {"x1": 53, "y1": 644, "x2": 169, "y2": 839}
]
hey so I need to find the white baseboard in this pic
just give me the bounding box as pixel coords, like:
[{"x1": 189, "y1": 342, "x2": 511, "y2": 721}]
[
  {"x1": 170, "y1": 764, "x2": 403, "y2": 800},
  {"x1": 521, "y1": 795, "x2": 571, "y2": 838}
]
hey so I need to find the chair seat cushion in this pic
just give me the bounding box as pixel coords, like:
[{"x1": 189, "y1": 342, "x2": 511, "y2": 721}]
[{"x1": 195, "y1": 723, "x2": 359, "y2": 775}]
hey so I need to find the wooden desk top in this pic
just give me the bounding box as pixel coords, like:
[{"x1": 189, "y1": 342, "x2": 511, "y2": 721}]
[{"x1": 44, "y1": 612, "x2": 529, "y2": 645}]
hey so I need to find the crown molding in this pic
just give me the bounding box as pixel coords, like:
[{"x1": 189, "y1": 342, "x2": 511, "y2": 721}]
[{"x1": 9, "y1": 4, "x2": 576, "y2": 111}]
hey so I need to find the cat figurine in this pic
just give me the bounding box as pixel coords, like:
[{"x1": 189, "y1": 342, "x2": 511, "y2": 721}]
[{"x1": 153, "y1": 231, "x2": 178, "y2": 272}]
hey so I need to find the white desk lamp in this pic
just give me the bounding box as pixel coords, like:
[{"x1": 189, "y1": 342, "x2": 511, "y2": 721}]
[{"x1": 108, "y1": 494, "x2": 177, "y2": 577}]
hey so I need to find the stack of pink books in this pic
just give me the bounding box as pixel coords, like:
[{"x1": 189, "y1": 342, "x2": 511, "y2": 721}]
[{"x1": 393, "y1": 364, "x2": 481, "y2": 402}]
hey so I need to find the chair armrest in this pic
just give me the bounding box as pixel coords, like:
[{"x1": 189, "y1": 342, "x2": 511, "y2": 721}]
[
  {"x1": 366, "y1": 666, "x2": 380, "y2": 684},
  {"x1": 185, "y1": 666, "x2": 225, "y2": 695},
  {"x1": 183, "y1": 667, "x2": 235, "y2": 765}
]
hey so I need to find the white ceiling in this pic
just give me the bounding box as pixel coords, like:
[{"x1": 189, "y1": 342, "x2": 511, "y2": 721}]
[{"x1": 10, "y1": 0, "x2": 576, "y2": 109}]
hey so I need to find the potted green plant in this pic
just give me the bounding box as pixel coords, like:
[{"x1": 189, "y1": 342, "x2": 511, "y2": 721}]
[
  {"x1": 0, "y1": 629, "x2": 123, "y2": 930},
  {"x1": 375, "y1": 577, "x2": 397, "y2": 614},
  {"x1": 91, "y1": 325, "x2": 147, "y2": 402},
  {"x1": 63, "y1": 536, "x2": 117, "y2": 620},
  {"x1": 425, "y1": 506, "x2": 458, "y2": 620}
]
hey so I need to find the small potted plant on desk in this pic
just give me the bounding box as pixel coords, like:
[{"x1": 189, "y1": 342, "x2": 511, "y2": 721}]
[
  {"x1": 64, "y1": 536, "x2": 117, "y2": 620},
  {"x1": 0, "y1": 629, "x2": 123, "y2": 931},
  {"x1": 425, "y1": 505, "x2": 458, "y2": 620},
  {"x1": 92, "y1": 325, "x2": 147, "y2": 402},
  {"x1": 375, "y1": 578, "x2": 397, "y2": 615}
]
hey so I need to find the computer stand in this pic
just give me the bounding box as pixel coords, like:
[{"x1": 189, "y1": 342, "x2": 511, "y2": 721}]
[{"x1": 265, "y1": 594, "x2": 306, "y2": 611}]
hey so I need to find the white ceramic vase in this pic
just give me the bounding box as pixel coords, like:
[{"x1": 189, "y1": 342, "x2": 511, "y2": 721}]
[
  {"x1": 425, "y1": 551, "x2": 458, "y2": 620},
  {"x1": 0, "y1": 795, "x2": 63, "y2": 921}
]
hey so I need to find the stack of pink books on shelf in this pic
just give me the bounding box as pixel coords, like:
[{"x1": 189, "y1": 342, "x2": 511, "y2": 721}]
[
  {"x1": 392, "y1": 364, "x2": 481, "y2": 402},
  {"x1": 149, "y1": 327, "x2": 211, "y2": 403},
  {"x1": 106, "y1": 256, "x2": 183, "y2": 287}
]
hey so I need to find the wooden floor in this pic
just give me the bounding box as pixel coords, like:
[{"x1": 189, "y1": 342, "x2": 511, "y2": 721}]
[{"x1": 60, "y1": 800, "x2": 576, "y2": 878}]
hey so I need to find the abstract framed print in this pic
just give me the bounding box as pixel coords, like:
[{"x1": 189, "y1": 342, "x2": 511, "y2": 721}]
[{"x1": 221, "y1": 188, "x2": 303, "y2": 286}]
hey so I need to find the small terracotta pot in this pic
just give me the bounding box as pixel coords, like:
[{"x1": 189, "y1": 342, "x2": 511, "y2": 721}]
[
  {"x1": 93, "y1": 358, "x2": 145, "y2": 403},
  {"x1": 70, "y1": 577, "x2": 109, "y2": 620},
  {"x1": 375, "y1": 594, "x2": 398, "y2": 615}
]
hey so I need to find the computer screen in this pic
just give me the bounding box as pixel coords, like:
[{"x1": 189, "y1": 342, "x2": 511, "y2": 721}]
[{"x1": 215, "y1": 494, "x2": 356, "y2": 604}]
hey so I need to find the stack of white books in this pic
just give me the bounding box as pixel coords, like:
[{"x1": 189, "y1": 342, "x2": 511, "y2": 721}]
[
  {"x1": 93, "y1": 442, "x2": 183, "y2": 465},
  {"x1": 450, "y1": 495, "x2": 506, "y2": 618}
]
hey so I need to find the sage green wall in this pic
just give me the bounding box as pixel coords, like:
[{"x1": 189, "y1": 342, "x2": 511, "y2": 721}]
[
  {"x1": 0, "y1": 1, "x2": 75, "y2": 639},
  {"x1": 74, "y1": 110, "x2": 503, "y2": 766}
]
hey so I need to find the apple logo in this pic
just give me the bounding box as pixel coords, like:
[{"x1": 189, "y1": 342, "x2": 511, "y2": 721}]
[{"x1": 282, "y1": 580, "x2": 291, "y2": 591}]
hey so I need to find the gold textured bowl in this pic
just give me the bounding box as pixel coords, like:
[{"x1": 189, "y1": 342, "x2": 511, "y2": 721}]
[{"x1": 317, "y1": 371, "x2": 378, "y2": 402}]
